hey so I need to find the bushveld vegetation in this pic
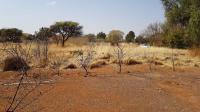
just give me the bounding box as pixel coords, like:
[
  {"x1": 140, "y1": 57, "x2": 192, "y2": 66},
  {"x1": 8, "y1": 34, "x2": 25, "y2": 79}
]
[
  {"x1": 0, "y1": 0, "x2": 200, "y2": 112},
  {"x1": 0, "y1": 10, "x2": 199, "y2": 75},
  {"x1": 138, "y1": 0, "x2": 200, "y2": 49}
]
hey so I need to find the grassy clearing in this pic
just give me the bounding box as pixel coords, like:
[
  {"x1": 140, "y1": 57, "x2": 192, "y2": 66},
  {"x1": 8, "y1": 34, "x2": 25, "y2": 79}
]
[
  {"x1": 0, "y1": 40, "x2": 200, "y2": 71},
  {"x1": 49, "y1": 42, "x2": 199, "y2": 68}
]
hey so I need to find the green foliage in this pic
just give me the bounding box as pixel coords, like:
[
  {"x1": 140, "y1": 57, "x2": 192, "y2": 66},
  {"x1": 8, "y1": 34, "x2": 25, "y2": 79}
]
[
  {"x1": 168, "y1": 27, "x2": 186, "y2": 48},
  {"x1": 108, "y1": 30, "x2": 124, "y2": 45},
  {"x1": 161, "y1": 0, "x2": 191, "y2": 27},
  {"x1": 125, "y1": 31, "x2": 135, "y2": 43},
  {"x1": 162, "y1": 25, "x2": 192, "y2": 48},
  {"x1": 135, "y1": 35, "x2": 148, "y2": 44},
  {"x1": 0, "y1": 28, "x2": 23, "y2": 42},
  {"x1": 188, "y1": 8, "x2": 200, "y2": 47},
  {"x1": 161, "y1": 0, "x2": 200, "y2": 48},
  {"x1": 36, "y1": 27, "x2": 53, "y2": 41},
  {"x1": 50, "y1": 21, "x2": 83, "y2": 47},
  {"x1": 97, "y1": 32, "x2": 106, "y2": 40}
]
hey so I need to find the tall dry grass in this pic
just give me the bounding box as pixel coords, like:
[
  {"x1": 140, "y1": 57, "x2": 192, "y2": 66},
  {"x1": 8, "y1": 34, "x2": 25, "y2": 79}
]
[
  {"x1": 190, "y1": 48, "x2": 200, "y2": 58},
  {"x1": 0, "y1": 39, "x2": 199, "y2": 70}
]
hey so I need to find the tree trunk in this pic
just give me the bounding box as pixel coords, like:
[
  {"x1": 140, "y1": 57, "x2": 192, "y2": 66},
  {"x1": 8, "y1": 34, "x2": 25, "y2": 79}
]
[
  {"x1": 62, "y1": 38, "x2": 65, "y2": 47},
  {"x1": 83, "y1": 67, "x2": 88, "y2": 77},
  {"x1": 44, "y1": 40, "x2": 48, "y2": 66},
  {"x1": 172, "y1": 48, "x2": 175, "y2": 71},
  {"x1": 119, "y1": 63, "x2": 122, "y2": 73},
  {"x1": 119, "y1": 60, "x2": 122, "y2": 73},
  {"x1": 56, "y1": 39, "x2": 59, "y2": 46}
]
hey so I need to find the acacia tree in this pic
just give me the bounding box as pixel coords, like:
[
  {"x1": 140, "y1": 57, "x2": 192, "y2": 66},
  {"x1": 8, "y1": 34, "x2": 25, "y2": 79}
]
[
  {"x1": 35, "y1": 27, "x2": 52, "y2": 41},
  {"x1": 108, "y1": 30, "x2": 124, "y2": 46},
  {"x1": 0, "y1": 28, "x2": 23, "y2": 42},
  {"x1": 50, "y1": 21, "x2": 83, "y2": 47},
  {"x1": 35, "y1": 27, "x2": 53, "y2": 66},
  {"x1": 85, "y1": 34, "x2": 96, "y2": 42},
  {"x1": 125, "y1": 31, "x2": 135, "y2": 43},
  {"x1": 97, "y1": 32, "x2": 106, "y2": 40}
]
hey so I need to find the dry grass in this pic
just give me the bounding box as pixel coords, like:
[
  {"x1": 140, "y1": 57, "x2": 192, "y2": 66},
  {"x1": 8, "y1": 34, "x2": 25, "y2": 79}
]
[
  {"x1": 123, "y1": 58, "x2": 142, "y2": 65},
  {"x1": 0, "y1": 41, "x2": 200, "y2": 70},
  {"x1": 90, "y1": 60, "x2": 107, "y2": 69},
  {"x1": 190, "y1": 48, "x2": 200, "y2": 57},
  {"x1": 1, "y1": 40, "x2": 200, "y2": 112}
]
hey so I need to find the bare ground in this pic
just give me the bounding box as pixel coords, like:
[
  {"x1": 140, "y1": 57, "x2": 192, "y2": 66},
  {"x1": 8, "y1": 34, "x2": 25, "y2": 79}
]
[{"x1": 0, "y1": 64, "x2": 200, "y2": 112}]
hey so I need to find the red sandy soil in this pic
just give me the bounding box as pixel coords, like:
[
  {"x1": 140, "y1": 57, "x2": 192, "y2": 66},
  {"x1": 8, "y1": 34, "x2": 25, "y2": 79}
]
[{"x1": 0, "y1": 64, "x2": 200, "y2": 112}]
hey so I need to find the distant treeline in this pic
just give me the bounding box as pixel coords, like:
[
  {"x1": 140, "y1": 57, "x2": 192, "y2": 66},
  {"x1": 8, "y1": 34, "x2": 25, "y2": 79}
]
[
  {"x1": 0, "y1": 24, "x2": 136, "y2": 47},
  {"x1": 0, "y1": 0, "x2": 199, "y2": 49}
]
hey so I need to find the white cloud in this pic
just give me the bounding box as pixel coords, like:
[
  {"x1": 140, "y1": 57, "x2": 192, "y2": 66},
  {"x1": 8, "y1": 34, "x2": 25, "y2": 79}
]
[{"x1": 47, "y1": 1, "x2": 57, "y2": 6}]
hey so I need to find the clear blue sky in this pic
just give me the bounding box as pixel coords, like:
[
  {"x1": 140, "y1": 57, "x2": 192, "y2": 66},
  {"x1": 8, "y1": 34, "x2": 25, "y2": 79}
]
[{"x1": 0, "y1": 0, "x2": 165, "y2": 35}]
